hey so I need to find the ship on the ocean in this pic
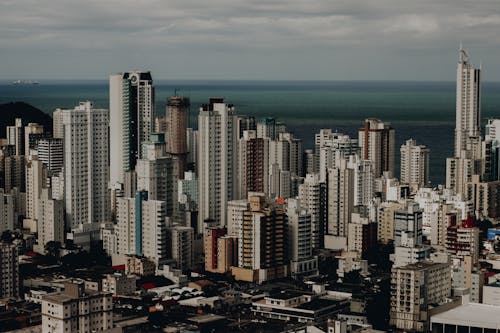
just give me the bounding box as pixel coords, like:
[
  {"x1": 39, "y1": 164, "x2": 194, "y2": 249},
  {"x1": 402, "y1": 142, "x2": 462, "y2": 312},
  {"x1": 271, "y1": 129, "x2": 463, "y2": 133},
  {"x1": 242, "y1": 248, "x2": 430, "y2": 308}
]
[{"x1": 12, "y1": 80, "x2": 40, "y2": 85}]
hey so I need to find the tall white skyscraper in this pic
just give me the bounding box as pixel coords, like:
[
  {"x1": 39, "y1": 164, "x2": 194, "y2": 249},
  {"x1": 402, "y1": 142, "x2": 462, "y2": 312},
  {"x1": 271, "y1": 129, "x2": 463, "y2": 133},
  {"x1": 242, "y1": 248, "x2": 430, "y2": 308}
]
[
  {"x1": 298, "y1": 173, "x2": 325, "y2": 250},
  {"x1": 400, "y1": 139, "x2": 430, "y2": 189},
  {"x1": 327, "y1": 159, "x2": 354, "y2": 237},
  {"x1": 198, "y1": 98, "x2": 239, "y2": 233},
  {"x1": 287, "y1": 199, "x2": 318, "y2": 278},
  {"x1": 61, "y1": 102, "x2": 110, "y2": 247},
  {"x1": 316, "y1": 130, "x2": 359, "y2": 183},
  {"x1": 455, "y1": 46, "x2": 481, "y2": 157},
  {"x1": 109, "y1": 72, "x2": 154, "y2": 188}
]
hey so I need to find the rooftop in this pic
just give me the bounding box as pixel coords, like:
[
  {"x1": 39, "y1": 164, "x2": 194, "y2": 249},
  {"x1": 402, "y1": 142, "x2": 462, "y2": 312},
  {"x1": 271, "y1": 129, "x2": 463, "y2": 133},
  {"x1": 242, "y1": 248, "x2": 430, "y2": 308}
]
[
  {"x1": 267, "y1": 290, "x2": 307, "y2": 300},
  {"x1": 296, "y1": 298, "x2": 343, "y2": 311},
  {"x1": 431, "y1": 303, "x2": 500, "y2": 329},
  {"x1": 188, "y1": 314, "x2": 226, "y2": 324}
]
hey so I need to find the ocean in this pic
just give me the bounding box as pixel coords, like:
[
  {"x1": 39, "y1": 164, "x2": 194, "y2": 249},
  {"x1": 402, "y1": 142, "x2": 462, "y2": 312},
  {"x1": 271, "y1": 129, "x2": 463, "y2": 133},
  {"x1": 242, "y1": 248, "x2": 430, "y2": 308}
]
[{"x1": 1, "y1": 80, "x2": 500, "y2": 185}]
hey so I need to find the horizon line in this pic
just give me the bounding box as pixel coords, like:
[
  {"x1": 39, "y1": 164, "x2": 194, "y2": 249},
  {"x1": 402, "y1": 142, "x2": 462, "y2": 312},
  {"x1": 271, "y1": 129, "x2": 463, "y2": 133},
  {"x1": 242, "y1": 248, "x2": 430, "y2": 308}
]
[{"x1": 3, "y1": 78, "x2": 500, "y2": 83}]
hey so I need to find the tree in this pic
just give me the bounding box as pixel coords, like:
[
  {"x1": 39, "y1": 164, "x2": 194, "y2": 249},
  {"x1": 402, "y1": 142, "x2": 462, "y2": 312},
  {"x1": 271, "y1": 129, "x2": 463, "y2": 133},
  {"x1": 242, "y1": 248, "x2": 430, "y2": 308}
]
[{"x1": 44, "y1": 241, "x2": 61, "y2": 258}]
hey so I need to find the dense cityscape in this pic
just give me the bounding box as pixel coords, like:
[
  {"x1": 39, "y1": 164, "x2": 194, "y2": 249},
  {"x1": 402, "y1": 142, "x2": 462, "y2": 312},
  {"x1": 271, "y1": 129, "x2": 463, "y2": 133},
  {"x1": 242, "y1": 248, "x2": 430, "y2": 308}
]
[{"x1": 0, "y1": 46, "x2": 499, "y2": 333}]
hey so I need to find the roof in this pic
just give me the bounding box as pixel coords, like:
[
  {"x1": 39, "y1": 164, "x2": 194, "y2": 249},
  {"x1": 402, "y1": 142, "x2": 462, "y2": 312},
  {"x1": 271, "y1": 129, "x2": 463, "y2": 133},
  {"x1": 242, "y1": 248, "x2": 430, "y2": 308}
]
[
  {"x1": 297, "y1": 298, "x2": 342, "y2": 311},
  {"x1": 267, "y1": 290, "x2": 305, "y2": 300},
  {"x1": 42, "y1": 294, "x2": 72, "y2": 304},
  {"x1": 188, "y1": 314, "x2": 226, "y2": 324},
  {"x1": 431, "y1": 303, "x2": 500, "y2": 329}
]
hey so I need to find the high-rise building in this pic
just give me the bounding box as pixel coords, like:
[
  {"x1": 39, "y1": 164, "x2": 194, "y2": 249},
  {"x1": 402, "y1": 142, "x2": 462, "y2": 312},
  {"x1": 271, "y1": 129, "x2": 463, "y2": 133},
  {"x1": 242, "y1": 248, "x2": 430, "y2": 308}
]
[
  {"x1": 485, "y1": 119, "x2": 500, "y2": 181},
  {"x1": 61, "y1": 102, "x2": 110, "y2": 247},
  {"x1": 454, "y1": 46, "x2": 481, "y2": 158},
  {"x1": 376, "y1": 201, "x2": 405, "y2": 244},
  {"x1": 446, "y1": 215, "x2": 480, "y2": 265},
  {"x1": 136, "y1": 133, "x2": 178, "y2": 217},
  {"x1": 52, "y1": 109, "x2": 64, "y2": 139},
  {"x1": 315, "y1": 129, "x2": 360, "y2": 182},
  {"x1": 269, "y1": 132, "x2": 303, "y2": 178},
  {"x1": 237, "y1": 130, "x2": 269, "y2": 199},
  {"x1": 0, "y1": 242, "x2": 19, "y2": 298},
  {"x1": 4, "y1": 154, "x2": 25, "y2": 193},
  {"x1": 109, "y1": 71, "x2": 154, "y2": 187},
  {"x1": 167, "y1": 96, "x2": 190, "y2": 178},
  {"x1": 116, "y1": 192, "x2": 168, "y2": 266},
  {"x1": 358, "y1": 118, "x2": 395, "y2": 178},
  {"x1": 231, "y1": 193, "x2": 287, "y2": 283},
  {"x1": 327, "y1": 159, "x2": 354, "y2": 238},
  {"x1": 348, "y1": 210, "x2": 377, "y2": 259},
  {"x1": 198, "y1": 98, "x2": 239, "y2": 233},
  {"x1": 204, "y1": 227, "x2": 238, "y2": 274},
  {"x1": 36, "y1": 188, "x2": 65, "y2": 252},
  {"x1": 227, "y1": 198, "x2": 250, "y2": 266},
  {"x1": 7, "y1": 118, "x2": 23, "y2": 156},
  {"x1": 186, "y1": 128, "x2": 198, "y2": 168},
  {"x1": 466, "y1": 174, "x2": 500, "y2": 219},
  {"x1": 205, "y1": 227, "x2": 227, "y2": 273},
  {"x1": 257, "y1": 117, "x2": 286, "y2": 140},
  {"x1": 167, "y1": 225, "x2": 194, "y2": 273},
  {"x1": 390, "y1": 261, "x2": 451, "y2": 332},
  {"x1": 400, "y1": 139, "x2": 430, "y2": 189},
  {"x1": 392, "y1": 202, "x2": 432, "y2": 267},
  {"x1": 237, "y1": 115, "x2": 256, "y2": 138},
  {"x1": 0, "y1": 189, "x2": 15, "y2": 234},
  {"x1": 37, "y1": 138, "x2": 63, "y2": 175},
  {"x1": 446, "y1": 155, "x2": 481, "y2": 196},
  {"x1": 24, "y1": 122, "x2": 45, "y2": 157},
  {"x1": 298, "y1": 173, "x2": 327, "y2": 250},
  {"x1": 25, "y1": 157, "x2": 47, "y2": 222},
  {"x1": 287, "y1": 199, "x2": 318, "y2": 278},
  {"x1": 394, "y1": 203, "x2": 423, "y2": 248}
]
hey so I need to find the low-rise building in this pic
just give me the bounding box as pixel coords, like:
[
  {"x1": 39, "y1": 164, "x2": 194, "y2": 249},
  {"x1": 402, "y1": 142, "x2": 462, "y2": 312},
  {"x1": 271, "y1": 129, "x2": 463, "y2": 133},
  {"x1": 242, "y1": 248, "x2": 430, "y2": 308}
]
[
  {"x1": 41, "y1": 282, "x2": 113, "y2": 333},
  {"x1": 125, "y1": 255, "x2": 156, "y2": 276},
  {"x1": 102, "y1": 274, "x2": 136, "y2": 296},
  {"x1": 252, "y1": 291, "x2": 349, "y2": 324},
  {"x1": 431, "y1": 301, "x2": 500, "y2": 333}
]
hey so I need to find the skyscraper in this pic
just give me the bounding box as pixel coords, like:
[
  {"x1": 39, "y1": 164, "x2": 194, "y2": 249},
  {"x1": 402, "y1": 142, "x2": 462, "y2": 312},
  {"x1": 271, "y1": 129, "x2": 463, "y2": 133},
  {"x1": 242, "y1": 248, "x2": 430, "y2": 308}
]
[
  {"x1": 37, "y1": 138, "x2": 63, "y2": 175},
  {"x1": 237, "y1": 130, "x2": 269, "y2": 199},
  {"x1": 61, "y1": 102, "x2": 110, "y2": 248},
  {"x1": 327, "y1": 159, "x2": 354, "y2": 238},
  {"x1": 358, "y1": 118, "x2": 395, "y2": 178},
  {"x1": 167, "y1": 96, "x2": 190, "y2": 178},
  {"x1": 287, "y1": 198, "x2": 318, "y2": 278},
  {"x1": 198, "y1": 98, "x2": 239, "y2": 233},
  {"x1": 400, "y1": 139, "x2": 430, "y2": 189},
  {"x1": 7, "y1": 118, "x2": 23, "y2": 156},
  {"x1": 109, "y1": 71, "x2": 154, "y2": 188},
  {"x1": 116, "y1": 191, "x2": 168, "y2": 266},
  {"x1": 455, "y1": 46, "x2": 481, "y2": 158},
  {"x1": 136, "y1": 133, "x2": 178, "y2": 217},
  {"x1": 231, "y1": 193, "x2": 287, "y2": 283}
]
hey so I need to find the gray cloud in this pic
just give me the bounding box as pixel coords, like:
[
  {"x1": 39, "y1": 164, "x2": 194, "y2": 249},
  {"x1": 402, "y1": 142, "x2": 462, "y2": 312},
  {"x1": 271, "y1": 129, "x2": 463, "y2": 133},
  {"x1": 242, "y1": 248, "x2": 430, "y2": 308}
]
[{"x1": 1, "y1": 0, "x2": 499, "y2": 80}]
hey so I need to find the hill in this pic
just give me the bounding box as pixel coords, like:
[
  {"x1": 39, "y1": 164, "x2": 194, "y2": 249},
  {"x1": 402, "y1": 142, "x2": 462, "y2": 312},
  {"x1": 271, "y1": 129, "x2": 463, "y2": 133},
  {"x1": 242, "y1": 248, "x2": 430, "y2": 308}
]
[{"x1": 0, "y1": 102, "x2": 53, "y2": 138}]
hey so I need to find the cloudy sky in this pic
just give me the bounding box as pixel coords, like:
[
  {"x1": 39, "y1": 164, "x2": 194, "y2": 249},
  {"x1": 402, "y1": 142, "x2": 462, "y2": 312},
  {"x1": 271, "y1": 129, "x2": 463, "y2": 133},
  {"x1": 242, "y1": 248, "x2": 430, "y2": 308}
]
[{"x1": 1, "y1": 0, "x2": 500, "y2": 80}]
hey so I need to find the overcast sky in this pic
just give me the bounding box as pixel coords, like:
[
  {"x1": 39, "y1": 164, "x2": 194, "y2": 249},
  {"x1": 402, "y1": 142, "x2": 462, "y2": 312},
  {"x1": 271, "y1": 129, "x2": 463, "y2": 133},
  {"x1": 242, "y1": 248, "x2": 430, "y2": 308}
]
[{"x1": 1, "y1": 0, "x2": 500, "y2": 81}]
